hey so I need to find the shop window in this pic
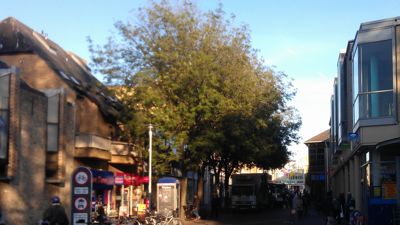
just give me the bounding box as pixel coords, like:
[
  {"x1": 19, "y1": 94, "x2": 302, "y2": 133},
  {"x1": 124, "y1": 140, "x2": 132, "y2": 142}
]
[{"x1": 353, "y1": 40, "x2": 394, "y2": 124}]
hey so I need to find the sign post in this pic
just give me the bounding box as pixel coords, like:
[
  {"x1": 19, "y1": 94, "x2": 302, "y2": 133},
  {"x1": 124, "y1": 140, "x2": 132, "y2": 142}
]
[{"x1": 71, "y1": 167, "x2": 93, "y2": 225}]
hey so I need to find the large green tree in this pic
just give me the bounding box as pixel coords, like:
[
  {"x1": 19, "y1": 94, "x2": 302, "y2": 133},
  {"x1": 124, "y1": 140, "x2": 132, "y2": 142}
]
[{"x1": 89, "y1": 0, "x2": 301, "y2": 199}]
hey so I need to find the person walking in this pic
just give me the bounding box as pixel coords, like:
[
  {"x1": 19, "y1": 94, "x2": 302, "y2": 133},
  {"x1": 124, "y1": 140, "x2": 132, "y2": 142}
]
[
  {"x1": 302, "y1": 190, "x2": 310, "y2": 216},
  {"x1": 295, "y1": 192, "x2": 304, "y2": 220},
  {"x1": 42, "y1": 196, "x2": 69, "y2": 225},
  {"x1": 191, "y1": 194, "x2": 201, "y2": 220}
]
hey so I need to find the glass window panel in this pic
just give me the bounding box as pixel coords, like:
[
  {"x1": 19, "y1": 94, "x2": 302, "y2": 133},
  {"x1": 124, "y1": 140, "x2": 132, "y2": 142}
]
[
  {"x1": 353, "y1": 39, "x2": 394, "y2": 122},
  {"x1": 353, "y1": 96, "x2": 360, "y2": 124},
  {"x1": 47, "y1": 124, "x2": 58, "y2": 152},
  {"x1": 359, "y1": 91, "x2": 393, "y2": 119},
  {"x1": 353, "y1": 48, "x2": 359, "y2": 101},
  {"x1": 47, "y1": 94, "x2": 59, "y2": 123},
  {"x1": 360, "y1": 40, "x2": 392, "y2": 93}
]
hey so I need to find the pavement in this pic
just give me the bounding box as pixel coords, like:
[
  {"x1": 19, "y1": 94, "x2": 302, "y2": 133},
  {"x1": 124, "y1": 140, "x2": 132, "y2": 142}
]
[{"x1": 181, "y1": 206, "x2": 326, "y2": 225}]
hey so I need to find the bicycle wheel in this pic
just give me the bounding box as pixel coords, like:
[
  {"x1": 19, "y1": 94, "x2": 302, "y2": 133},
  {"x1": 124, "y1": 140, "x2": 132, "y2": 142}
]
[
  {"x1": 172, "y1": 218, "x2": 182, "y2": 225},
  {"x1": 144, "y1": 217, "x2": 156, "y2": 225}
]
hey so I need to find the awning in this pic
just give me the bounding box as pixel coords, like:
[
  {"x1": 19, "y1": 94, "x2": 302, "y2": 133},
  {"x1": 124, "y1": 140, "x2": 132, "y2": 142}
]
[
  {"x1": 91, "y1": 169, "x2": 114, "y2": 190},
  {"x1": 115, "y1": 172, "x2": 148, "y2": 186}
]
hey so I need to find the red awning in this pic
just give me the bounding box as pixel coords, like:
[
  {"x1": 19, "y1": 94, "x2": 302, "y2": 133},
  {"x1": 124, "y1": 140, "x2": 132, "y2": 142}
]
[{"x1": 114, "y1": 172, "x2": 147, "y2": 186}]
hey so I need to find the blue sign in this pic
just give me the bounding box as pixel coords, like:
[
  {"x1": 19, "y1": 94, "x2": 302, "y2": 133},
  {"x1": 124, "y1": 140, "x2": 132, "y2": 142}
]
[{"x1": 348, "y1": 132, "x2": 358, "y2": 141}]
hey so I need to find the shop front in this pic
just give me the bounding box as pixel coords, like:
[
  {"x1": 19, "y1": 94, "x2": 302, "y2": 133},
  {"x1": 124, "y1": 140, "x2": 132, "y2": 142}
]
[
  {"x1": 365, "y1": 142, "x2": 399, "y2": 225},
  {"x1": 114, "y1": 172, "x2": 149, "y2": 217},
  {"x1": 91, "y1": 169, "x2": 114, "y2": 218}
]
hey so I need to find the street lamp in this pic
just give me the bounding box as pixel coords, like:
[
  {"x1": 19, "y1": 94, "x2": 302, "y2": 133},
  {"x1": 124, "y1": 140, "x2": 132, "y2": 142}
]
[{"x1": 148, "y1": 124, "x2": 153, "y2": 210}]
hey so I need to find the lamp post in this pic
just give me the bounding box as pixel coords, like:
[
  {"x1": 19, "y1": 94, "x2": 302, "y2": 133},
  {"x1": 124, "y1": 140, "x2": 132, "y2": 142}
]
[{"x1": 148, "y1": 124, "x2": 153, "y2": 210}]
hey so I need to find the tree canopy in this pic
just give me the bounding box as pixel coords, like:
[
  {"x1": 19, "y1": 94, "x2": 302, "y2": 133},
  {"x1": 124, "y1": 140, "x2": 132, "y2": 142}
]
[{"x1": 88, "y1": 0, "x2": 301, "y2": 179}]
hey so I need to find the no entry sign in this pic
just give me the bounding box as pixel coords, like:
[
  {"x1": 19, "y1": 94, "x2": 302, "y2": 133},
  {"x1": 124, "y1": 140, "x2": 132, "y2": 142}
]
[{"x1": 71, "y1": 167, "x2": 92, "y2": 225}]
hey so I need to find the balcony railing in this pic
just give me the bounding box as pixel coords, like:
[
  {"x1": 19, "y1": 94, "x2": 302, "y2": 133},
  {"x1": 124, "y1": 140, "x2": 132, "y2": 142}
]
[{"x1": 75, "y1": 133, "x2": 112, "y2": 151}]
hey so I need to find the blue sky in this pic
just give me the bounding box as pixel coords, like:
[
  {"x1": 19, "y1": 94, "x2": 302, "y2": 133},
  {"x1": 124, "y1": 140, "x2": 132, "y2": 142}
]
[{"x1": 2, "y1": 0, "x2": 400, "y2": 163}]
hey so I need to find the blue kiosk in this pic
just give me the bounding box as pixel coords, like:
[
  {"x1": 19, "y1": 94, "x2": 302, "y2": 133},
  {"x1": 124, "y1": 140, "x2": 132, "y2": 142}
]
[{"x1": 157, "y1": 177, "x2": 180, "y2": 214}]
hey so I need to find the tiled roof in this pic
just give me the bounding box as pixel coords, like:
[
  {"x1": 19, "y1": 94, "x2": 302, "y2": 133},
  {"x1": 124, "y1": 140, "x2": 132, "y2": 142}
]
[
  {"x1": 0, "y1": 17, "x2": 121, "y2": 121},
  {"x1": 304, "y1": 129, "x2": 330, "y2": 144}
]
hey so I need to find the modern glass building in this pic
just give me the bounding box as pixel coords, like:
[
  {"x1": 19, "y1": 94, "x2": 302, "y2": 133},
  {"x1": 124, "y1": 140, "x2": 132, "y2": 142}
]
[{"x1": 330, "y1": 17, "x2": 400, "y2": 225}]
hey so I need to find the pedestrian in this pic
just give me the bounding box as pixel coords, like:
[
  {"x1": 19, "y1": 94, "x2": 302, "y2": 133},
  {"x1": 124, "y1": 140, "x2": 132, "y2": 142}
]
[
  {"x1": 324, "y1": 191, "x2": 335, "y2": 225},
  {"x1": 42, "y1": 196, "x2": 69, "y2": 225},
  {"x1": 338, "y1": 193, "x2": 345, "y2": 224},
  {"x1": 345, "y1": 192, "x2": 353, "y2": 223},
  {"x1": 96, "y1": 203, "x2": 106, "y2": 224},
  {"x1": 191, "y1": 193, "x2": 201, "y2": 220},
  {"x1": 302, "y1": 190, "x2": 310, "y2": 216},
  {"x1": 295, "y1": 192, "x2": 304, "y2": 219},
  {"x1": 211, "y1": 191, "x2": 220, "y2": 218}
]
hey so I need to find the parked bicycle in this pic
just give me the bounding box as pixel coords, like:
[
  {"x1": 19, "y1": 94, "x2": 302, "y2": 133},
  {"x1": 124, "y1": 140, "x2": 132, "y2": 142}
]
[{"x1": 143, "y1": 209, "x2": 181, "y2": 225}]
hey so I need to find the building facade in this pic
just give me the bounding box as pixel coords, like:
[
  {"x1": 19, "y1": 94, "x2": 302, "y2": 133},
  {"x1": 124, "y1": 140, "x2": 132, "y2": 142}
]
[
  {"x1": 304, "y1": 130, "x2": 329, "y2": 202},
  {"x1": 330, "y1": 17, "x2": 400, "y2": 225},
  {"x1": 0, "y1": 17, "x2": 143, "y2": 225}
]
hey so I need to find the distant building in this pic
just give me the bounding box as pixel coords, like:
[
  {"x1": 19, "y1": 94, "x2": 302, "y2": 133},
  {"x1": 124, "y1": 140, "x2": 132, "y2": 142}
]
[{"x1": 304, "y1": 130, "x2": 329, "y2": 201}]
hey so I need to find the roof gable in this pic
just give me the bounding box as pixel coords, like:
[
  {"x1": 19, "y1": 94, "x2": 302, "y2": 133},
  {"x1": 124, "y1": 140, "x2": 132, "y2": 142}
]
[
  {"x1": 0, "y1": 17, "x2": 121, "y2": 121},
  {"x1": 304, "y1": 129, "x2": 330, "y2": 144}
]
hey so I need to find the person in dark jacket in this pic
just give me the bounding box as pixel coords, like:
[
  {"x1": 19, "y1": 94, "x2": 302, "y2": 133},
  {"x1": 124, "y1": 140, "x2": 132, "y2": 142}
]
[{"x1": 42, "y1": 196, "x2": 69, "y2": 225}]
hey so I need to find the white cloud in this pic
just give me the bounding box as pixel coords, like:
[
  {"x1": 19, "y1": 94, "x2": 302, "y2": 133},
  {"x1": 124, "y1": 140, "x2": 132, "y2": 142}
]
[{"x1": 288, "y1": 75, "x2": 334, "y2": 165}]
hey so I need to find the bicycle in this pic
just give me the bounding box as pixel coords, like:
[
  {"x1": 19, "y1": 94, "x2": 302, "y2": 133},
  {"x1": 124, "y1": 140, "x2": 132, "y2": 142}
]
[
  {"x1": 162, "y1": 215, "x2": 182, "y2": 225},
  {"x1": 109, "y1": 215, "x2": 142, "y2": 225}
]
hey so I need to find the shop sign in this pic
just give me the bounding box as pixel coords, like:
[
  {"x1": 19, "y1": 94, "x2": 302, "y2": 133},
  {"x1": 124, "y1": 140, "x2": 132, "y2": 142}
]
[
  {"x1": 91, "y1": 169, "x2": 114, "y2": 190},
  {"x1": 114, "y1": 174, "x2": 124, "y2": 185},
  {"x1": 71, "y1": 167, "x2": 92, "y2": 225},
  {"x1": 114, "y1": 172, "x2": 148, "y2": 186},
  {"x1": 382, "y1": 181, "x2": 396, "y2": 199}
]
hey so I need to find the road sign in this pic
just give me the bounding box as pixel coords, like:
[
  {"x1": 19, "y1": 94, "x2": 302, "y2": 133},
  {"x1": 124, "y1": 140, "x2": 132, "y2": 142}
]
[
  {"x1": 348, "y1": 132, "x2": 358, "y2": 141},
  {"x1": 71, "y1": 167, "x2": 92, "y2": 225}
]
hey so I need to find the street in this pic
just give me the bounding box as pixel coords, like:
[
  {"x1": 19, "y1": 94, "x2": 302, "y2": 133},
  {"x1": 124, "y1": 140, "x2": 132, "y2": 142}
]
[{"x1": 183, "y1": 206, "x2": 325, "y2": 225}]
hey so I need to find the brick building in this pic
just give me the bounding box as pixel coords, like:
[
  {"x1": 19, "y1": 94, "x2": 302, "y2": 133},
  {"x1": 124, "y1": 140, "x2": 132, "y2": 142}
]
[{"x1": 0, "y1": 17, "x2": 142, "y2": 225}]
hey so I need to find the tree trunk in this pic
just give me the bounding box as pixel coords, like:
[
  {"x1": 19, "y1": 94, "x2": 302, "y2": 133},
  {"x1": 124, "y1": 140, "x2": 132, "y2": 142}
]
[
  {"x1": 223, "y1": 171, "x2": 231, "y2": 208},
  {"x1": 179, "y1": 178, "x2": 187, "y2": 219},
  {"x1": 197, "y1": 166, "x2": 205, "y2": 204}
]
